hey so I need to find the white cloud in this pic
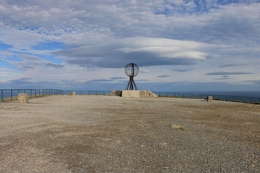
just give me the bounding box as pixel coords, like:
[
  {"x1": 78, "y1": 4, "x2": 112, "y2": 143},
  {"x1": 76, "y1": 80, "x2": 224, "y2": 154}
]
[{"x1": 54, "y1": 37, "x2": 216, "y2": 68}]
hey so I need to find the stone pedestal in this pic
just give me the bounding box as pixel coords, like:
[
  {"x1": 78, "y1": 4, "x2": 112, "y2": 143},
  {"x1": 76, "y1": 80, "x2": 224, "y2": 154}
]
[
  {"x1": 122, "y1": 90, "x2": 140, "y2": 98},
  {"x1": 207, "y1": 96, "x2": 213, "y2": 102},
  {"x1": 69, "y1": 91, "x2": 76, "y2": 96},
  {"x1": 18, "y1": 93, "x2": 29, "y2": 103},
  {"x1": 108, "y1": 90, "x2": 158, "y2": 98}
]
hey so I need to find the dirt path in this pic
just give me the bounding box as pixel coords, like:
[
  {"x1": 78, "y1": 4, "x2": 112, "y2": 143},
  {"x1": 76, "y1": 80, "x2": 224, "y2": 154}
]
[{"x1": 0, "y1": 95, "x2": 259, "y2": 172}]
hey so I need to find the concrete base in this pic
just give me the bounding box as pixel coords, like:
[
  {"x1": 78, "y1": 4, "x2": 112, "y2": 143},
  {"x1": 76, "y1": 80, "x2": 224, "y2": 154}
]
[
  {"x1": 121, "y1": 90, "x2": 158, "y2": 98},
  {"x1": 122, "y1": 90, "x2": 140, "y2": 98},
  {"x1": 18, "y1": 93, "x2": 29, "y2": 103},
  {"x1": 207, "y1": 96, "x2": 213, "y2": 102},
  {"x1": 108, "y1": 90, "x2": 158, "y2": 98},
  {"x1": 69, "y1": 91, "x2": 76, "y2": 96}
]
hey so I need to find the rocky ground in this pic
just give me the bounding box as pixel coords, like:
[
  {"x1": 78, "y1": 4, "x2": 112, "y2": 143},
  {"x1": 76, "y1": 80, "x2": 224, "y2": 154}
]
[{"x1": 0, "y1": 95, "x2": 259, "y2": 173}]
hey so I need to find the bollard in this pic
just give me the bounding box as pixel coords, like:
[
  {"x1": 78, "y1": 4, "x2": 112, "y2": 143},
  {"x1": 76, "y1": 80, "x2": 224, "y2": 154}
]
[
  {"x1": 207, "y1": 96, "x2": 213, "y2": 102},
  {"x1": 18, "y1": 93, "x2": 29, "y2": 103},
  {"x1": 69, "y1": 91, "x2": 76, "y2": 96}
]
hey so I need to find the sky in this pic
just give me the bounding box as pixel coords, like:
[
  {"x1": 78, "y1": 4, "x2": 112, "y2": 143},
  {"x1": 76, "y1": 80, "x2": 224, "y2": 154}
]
[{"x1": 0, "y1": 0, "x2": 260, "y2": 91}]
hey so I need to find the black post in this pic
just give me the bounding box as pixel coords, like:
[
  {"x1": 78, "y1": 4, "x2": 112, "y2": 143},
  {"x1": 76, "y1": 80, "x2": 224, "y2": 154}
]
[{"x1": 1, "y1": 90, "x2": 3, "y2": 102}]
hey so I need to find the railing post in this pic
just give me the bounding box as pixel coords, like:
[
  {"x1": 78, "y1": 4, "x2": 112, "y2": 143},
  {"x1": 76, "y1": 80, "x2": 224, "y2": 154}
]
[
  {"x1": 1, "y1": 90, "x2": 3, "y2": 102},
  {"x1": 11, "y1": 89, "x2": 13, "y2": 101}
]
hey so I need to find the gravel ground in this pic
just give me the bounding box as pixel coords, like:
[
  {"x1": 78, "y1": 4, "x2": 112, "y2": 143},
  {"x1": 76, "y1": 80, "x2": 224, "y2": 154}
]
[{"x1": 0, "y1": 95, "x2": 259, "y2": 173}]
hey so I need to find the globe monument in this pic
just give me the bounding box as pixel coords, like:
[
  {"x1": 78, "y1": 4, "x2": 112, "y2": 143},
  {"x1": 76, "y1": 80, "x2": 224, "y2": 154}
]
[{"x1": 125, "y1": 63, "x2": 139, "y2": 90}]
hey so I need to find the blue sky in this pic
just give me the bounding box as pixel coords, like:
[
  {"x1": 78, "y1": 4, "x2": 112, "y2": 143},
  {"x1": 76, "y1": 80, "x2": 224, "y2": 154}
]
[{"x1": 0, "y1": 0, "x2": 260, "y2": 91}]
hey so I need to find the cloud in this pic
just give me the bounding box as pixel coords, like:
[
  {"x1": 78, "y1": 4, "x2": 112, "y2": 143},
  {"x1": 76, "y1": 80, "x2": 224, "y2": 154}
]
[
  {"x1": 213, "y1": 75, "x2": 233, "y2": 80},
  {"x1": 45, "y1": 63, "x2": 64, "y2": 68},
  {"x1": 140, "y1": 70, "x2": 150, "y2": 73},
  {"x1": 205, "y1": 71, "x2": 253, "y2": 75},
  {"x1": 54, "y1": 37, "x2": 217, "y2": 68},
  {"x1": 157, "y1": 75, "x2": 171, "y2": 78},
  {"x1": 0, "y1": 1, "x2": 259, "y2": 91},
  {"x1": 172, "y1": 69, "x2": 193, "y2": 72},
  {"x1": 218, "y1": 64, "x2": 243, "y2": 68},
  {"x1": 243, "y1": 80, "x2": 260, "y2": 85},
  {"x1": 110, "y1": 77, "x2": 125, "y2": 80}
]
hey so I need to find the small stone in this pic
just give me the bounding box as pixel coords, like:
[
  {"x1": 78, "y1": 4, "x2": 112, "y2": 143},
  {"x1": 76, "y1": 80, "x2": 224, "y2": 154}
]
[
  {"x1": 159, "y1": 143, "x2": 168, "y2": 147},
  {"x1": 170, "y1": 124, "x2": 185, "y2": 130}
]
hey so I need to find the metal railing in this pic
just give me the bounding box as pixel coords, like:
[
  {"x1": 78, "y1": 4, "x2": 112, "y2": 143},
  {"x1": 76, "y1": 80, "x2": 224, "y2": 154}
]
[
  {"x1": 0, "y1": 89, "x2": 63, "y2": 102},
  {"x1": 62, "y1": 90, "x2": 113, "y2": 95},
  {"x1": 61, "y1": 90, "x2": 260, "y2": 104},
  {"x1": 1, "y1": 89, "x2": 260, "y2": 104},
  {"x1": 148, "y1": 85, "x2": 158, "y2": 96},
  {"x1": 157, "y1": 92, "x2": 260, "y2": 104}
]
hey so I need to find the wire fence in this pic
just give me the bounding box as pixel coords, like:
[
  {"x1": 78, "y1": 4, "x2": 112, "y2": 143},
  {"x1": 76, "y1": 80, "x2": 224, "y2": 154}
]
[{"x1": 1, "y1": 89, "x2": 260, "y2": 104}]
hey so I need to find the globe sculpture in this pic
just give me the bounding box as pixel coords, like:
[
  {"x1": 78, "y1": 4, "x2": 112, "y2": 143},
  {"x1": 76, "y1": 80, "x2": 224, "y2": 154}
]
[{"x1": 125, "y1": 63, "x2": 139, "y2": 90}]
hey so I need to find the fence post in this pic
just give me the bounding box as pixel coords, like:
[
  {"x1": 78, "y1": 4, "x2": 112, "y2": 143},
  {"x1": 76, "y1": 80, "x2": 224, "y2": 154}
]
[{"x1": 1, "y1": 90, "x2": 3, "y2": 102}]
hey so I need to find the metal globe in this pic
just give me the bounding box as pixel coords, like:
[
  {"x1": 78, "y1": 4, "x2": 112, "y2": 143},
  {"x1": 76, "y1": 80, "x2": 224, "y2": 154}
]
[{"x1": 125, "y1": 63, "x2": 139, "y2": 77}]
